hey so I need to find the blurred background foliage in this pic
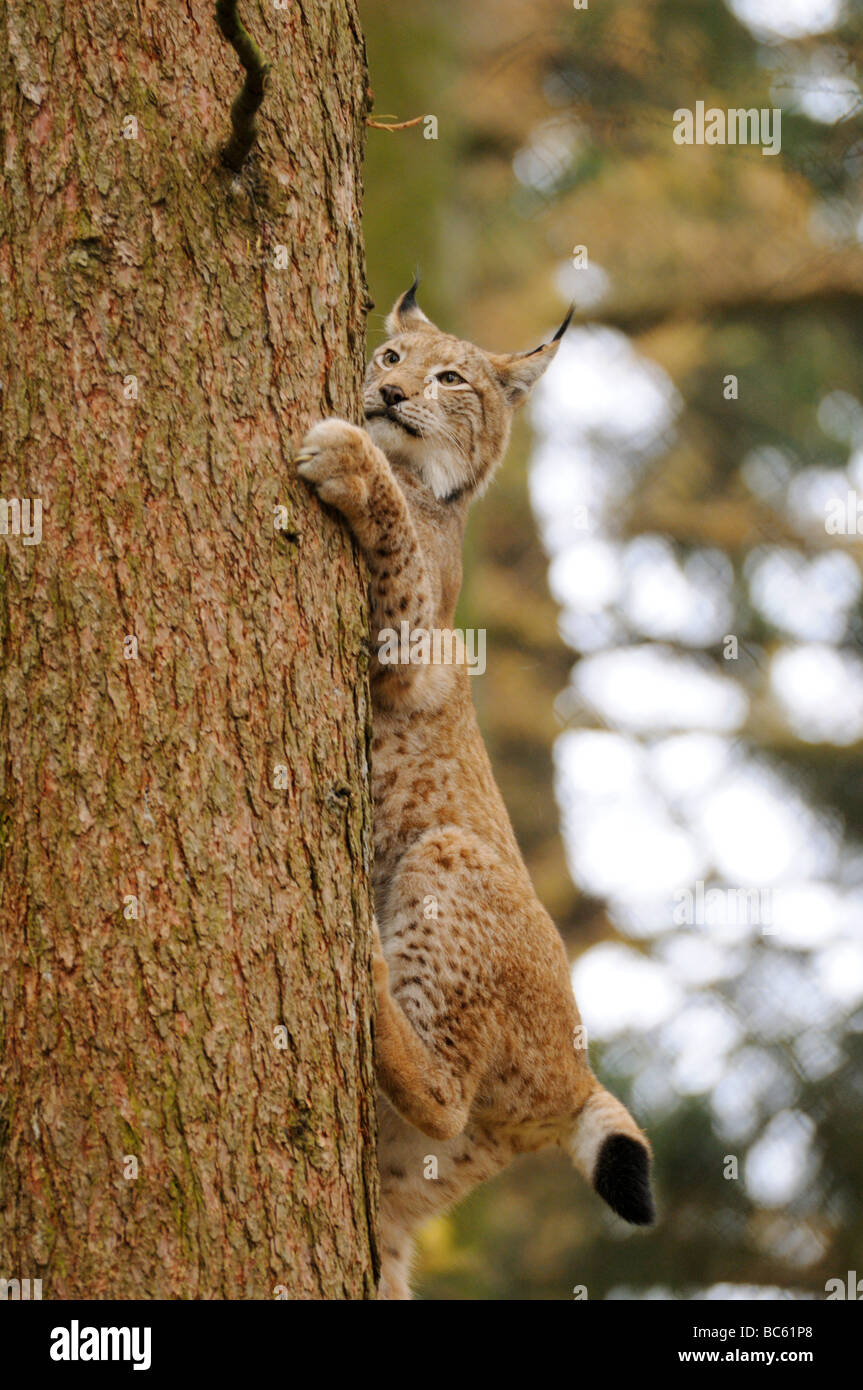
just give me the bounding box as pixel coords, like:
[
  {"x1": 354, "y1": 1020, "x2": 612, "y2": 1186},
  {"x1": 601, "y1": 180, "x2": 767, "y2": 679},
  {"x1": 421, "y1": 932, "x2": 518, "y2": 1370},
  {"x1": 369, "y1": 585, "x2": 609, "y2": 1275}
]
[{"x1": 360, "y1": 0, "x2": 863, "y2": 1299}]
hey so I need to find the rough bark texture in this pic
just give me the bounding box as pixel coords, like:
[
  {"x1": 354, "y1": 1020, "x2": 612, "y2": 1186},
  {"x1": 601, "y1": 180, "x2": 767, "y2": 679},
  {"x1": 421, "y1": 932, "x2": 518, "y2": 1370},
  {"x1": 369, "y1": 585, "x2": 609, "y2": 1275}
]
[{"x1": 0, "y1": 0, "x2": 378, "y2": 1298}]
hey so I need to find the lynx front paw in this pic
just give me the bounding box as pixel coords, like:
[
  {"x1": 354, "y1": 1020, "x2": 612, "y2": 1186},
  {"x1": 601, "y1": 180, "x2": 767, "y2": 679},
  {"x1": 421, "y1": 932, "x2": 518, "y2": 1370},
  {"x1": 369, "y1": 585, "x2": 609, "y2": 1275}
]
[{"x1": 295, "y1": 418, "x2": 375, "y2": 515}]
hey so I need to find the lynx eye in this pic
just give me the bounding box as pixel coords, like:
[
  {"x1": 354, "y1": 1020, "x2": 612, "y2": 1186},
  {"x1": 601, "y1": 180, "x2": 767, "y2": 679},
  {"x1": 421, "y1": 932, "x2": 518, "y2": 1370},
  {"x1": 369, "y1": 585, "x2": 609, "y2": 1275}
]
[
  {"x1": 381, "y1": 349, "x2": 400, "y2": 366},
  {"x1": 437, "y1": 370, "x2": 465, "y2": 386}
]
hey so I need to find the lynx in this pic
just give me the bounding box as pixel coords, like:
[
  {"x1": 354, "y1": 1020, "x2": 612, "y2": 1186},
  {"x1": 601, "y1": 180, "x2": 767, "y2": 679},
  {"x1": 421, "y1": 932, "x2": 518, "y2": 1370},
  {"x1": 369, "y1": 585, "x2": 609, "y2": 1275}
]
[{"x1": 296, "y1": 283, "x2": 655, "y2": 1300}]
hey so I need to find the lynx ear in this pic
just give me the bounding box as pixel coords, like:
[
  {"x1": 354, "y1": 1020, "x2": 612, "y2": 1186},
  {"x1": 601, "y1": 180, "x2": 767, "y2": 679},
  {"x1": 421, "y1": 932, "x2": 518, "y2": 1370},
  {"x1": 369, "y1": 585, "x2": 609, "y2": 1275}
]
[
  {"x1": 386, "y1": 276, "x2": 435, "y2": 335},
  {"x1": 490, "y1": 306, "x2": 573, "y2": 407}
]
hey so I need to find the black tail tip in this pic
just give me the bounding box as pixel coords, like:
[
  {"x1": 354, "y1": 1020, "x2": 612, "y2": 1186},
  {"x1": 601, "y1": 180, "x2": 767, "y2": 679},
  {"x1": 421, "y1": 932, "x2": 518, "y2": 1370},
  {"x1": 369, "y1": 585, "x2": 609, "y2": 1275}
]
[{"x1": 594, "y1": 1134, "x2": 656, "y2": 1226}]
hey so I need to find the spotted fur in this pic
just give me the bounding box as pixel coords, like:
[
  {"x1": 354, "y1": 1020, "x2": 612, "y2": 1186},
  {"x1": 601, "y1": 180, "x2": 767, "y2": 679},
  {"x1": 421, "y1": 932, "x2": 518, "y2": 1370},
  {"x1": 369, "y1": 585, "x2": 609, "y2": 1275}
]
[{"x1": 296, "y1": 286, "x2": 655, "y2": 1300}]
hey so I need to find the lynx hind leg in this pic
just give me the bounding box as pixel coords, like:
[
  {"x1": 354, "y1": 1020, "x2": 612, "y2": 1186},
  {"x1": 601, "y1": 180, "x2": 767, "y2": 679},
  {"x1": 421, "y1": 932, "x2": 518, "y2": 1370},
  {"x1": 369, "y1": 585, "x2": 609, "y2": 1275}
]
[
  {"x1": 373, "y1": 827, "x2": 502, "y2": 1143},
  {"x1": 377, "y1": 1221, "x2": 414, "y2": 1301},
  {"x1": 372, "y1": 936, "x2": 475, "y2": 1143},
  {"x1": 376, "y1": 1091, "x2": 511, "y2": 1300}
]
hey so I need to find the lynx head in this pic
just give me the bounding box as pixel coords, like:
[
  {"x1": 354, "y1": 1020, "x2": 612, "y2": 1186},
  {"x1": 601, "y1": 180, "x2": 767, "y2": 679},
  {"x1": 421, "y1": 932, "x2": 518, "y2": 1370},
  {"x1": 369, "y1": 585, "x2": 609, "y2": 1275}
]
[{"x1": 363, "y1": 281, "x2": 572, "y2": 502}]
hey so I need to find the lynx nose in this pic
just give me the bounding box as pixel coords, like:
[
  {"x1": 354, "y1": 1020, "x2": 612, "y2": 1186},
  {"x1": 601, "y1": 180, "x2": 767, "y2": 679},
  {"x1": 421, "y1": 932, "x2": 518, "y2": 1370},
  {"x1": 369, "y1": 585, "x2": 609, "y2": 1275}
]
[{"x1": 380, "y1": 383, "x2": 407, "y2": 407}]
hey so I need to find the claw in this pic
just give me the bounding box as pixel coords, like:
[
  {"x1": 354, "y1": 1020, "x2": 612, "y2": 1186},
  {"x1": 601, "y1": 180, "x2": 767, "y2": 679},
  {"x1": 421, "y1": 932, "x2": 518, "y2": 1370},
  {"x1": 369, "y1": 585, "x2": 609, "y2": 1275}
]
[{"x1": 295, "y1": 447, "x2": 318, "y2": 464}]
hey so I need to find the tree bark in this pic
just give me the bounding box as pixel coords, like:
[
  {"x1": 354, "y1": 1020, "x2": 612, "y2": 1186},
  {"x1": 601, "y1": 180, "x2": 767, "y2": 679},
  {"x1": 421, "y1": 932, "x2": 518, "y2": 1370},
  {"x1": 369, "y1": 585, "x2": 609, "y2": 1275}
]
[{"x1": 0, "y1": 0, "x2": 378, "y2": 1298}]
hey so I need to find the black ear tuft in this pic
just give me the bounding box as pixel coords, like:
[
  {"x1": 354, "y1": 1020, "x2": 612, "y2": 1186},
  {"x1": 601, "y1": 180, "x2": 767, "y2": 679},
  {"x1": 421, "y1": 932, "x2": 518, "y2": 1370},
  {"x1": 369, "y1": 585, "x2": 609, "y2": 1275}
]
[
  {"x1": 401, "y1": 271, "x2": 421, "y2": 313},
  {"x1": 551, "y1": 304, "x2": 575, "y2": 343},
  {"x1": 524, "y1": 304, "x2": 574, "y2": 357},
  {"x1": 594, "y1": 1134, "x2": 655, "y2": 1226},
  {"x1": 386, "y1": 273, "x2": 434, "y2": 335}
]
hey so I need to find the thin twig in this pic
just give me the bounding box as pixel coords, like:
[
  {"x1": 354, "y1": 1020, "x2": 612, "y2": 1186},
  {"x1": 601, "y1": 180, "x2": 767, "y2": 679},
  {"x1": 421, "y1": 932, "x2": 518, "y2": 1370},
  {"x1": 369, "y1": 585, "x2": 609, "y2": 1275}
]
[
  {"x1": 215, "y1": 0, "x2": 269, "y2": 172},
  {"x1": 366, "y1": 115, "x2": 425, "y2": 132}
]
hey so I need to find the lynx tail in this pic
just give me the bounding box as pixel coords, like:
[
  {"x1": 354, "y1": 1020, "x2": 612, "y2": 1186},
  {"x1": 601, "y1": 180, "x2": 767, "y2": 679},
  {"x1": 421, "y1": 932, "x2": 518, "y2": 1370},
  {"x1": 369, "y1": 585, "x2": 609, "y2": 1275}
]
[{"x1": 568, "y1": 1085, "x2": 656, "y2": 1227}]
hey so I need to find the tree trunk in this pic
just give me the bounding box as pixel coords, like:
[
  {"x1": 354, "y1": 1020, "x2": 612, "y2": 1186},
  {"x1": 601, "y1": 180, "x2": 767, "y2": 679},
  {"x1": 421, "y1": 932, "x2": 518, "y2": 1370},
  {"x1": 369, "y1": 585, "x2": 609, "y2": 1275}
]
[{"x1": 0, "y1": 0, "x2": 378, "y2": 1299}]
